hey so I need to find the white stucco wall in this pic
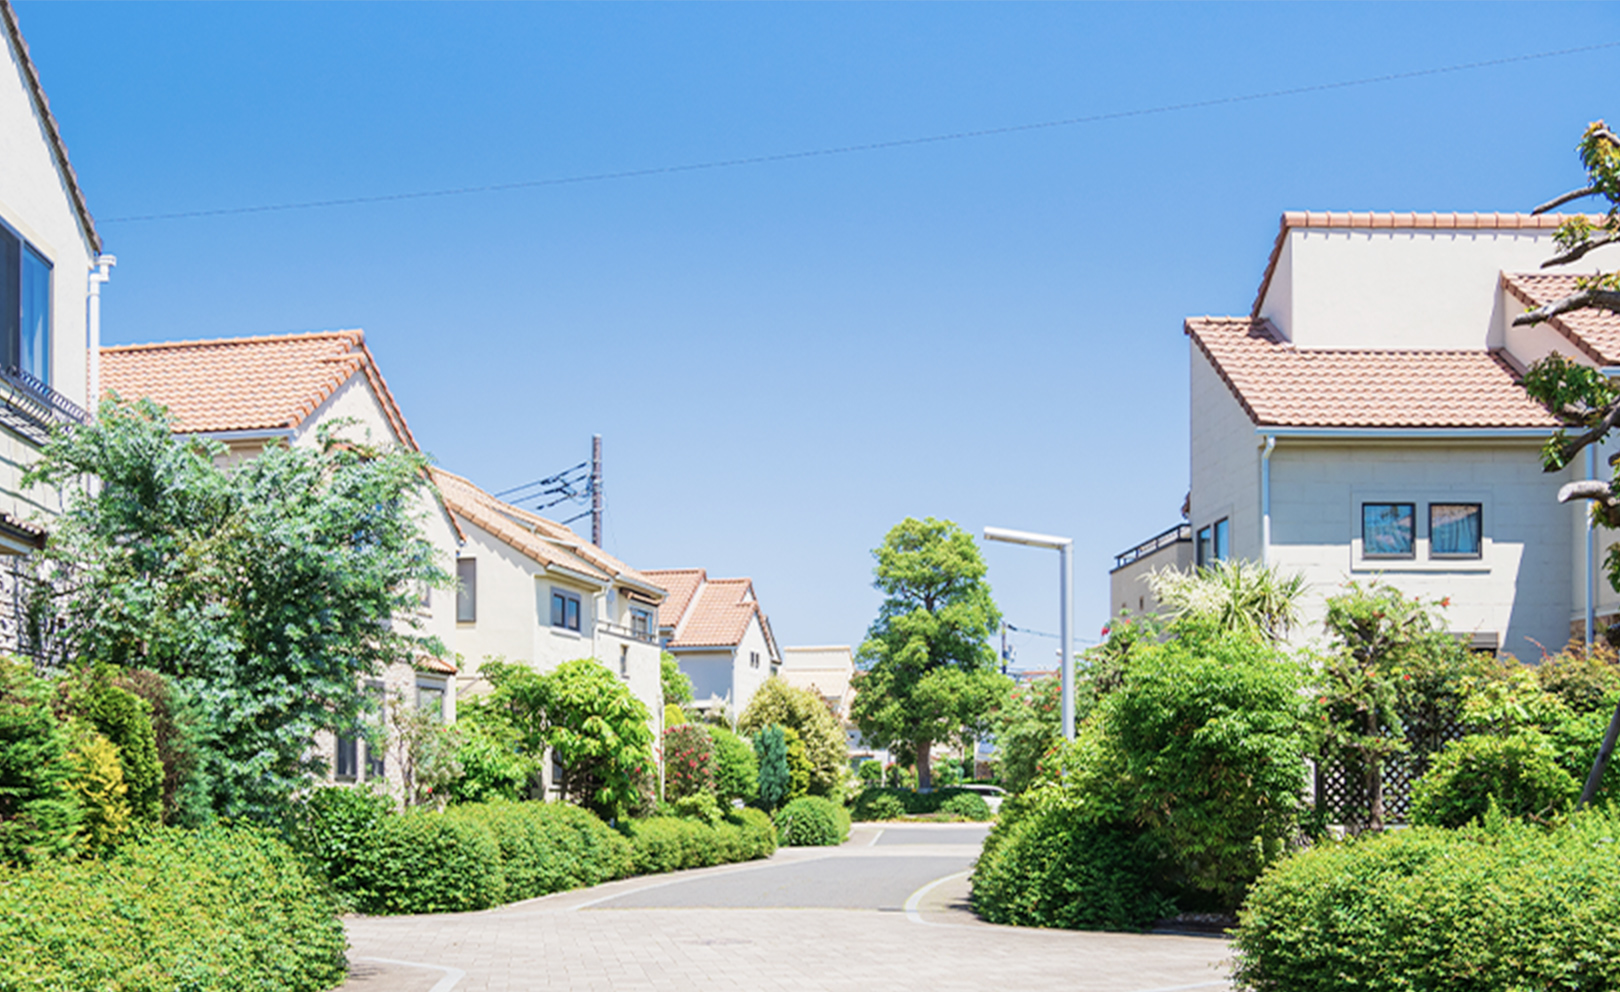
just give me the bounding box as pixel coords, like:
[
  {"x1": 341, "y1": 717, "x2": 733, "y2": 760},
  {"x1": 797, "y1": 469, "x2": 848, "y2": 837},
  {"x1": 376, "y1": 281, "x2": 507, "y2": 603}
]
[
  {"x1": 1260, "y1": 227, "x2": 1576, "y2": 351},
  {"x1": 1108, "y1": 537, "x2": 1193, "y2": 618},
  {"x1": 1188, "y1": 346, "x2": 1262, "y2": 561},
  {"x1": 731, "y1": 614, "x2": 774, "y2": 717},
  {"x1": 1268, "y1": 440, "x2": 1575, "y2": 658}
]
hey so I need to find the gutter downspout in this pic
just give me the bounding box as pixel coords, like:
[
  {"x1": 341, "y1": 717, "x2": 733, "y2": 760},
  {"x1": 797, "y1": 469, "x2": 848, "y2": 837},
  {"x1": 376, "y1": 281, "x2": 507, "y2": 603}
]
[
  {"x1": 1589, "y1": 445, "x2": 1598, "y2": 647},
  {"x1": 86, "y1": 254, "x2": 115, "y2": 412},
  {"x1": 1260, "y1": 435, "x2": 1276, "y2": 565}
]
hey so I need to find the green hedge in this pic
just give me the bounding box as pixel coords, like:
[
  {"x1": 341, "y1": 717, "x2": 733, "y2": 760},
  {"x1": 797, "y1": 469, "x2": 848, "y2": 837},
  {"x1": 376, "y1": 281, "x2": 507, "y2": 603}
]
[
  {"x1": 0, "y1": 825, "x2": 345, "y2": 992},
  {"x1": 448, "y1": 800, "x2": 633, "y2": 900},
  {"x1": 347, "y1": 807, "x2": 506, "y2": 915},
  {"x1": 1233, "y1": 808, "x2": 1620, "y2": 991},
  {"x1": 622, "y1": 808, "x2": 776, "y2": 874},
  {"x1": 1410, "y1": 731, "x2": 1579, "y2": 828},
  {"x1": 851, "y1": 786, "x2": 987, "y2": 821},
  {"x1": 776, "y1": 796, "x2": 849, "y2": 846},
  {"x1": 938, "y1": 792, "x2": 992, "y2": 821},
  {"x1": 971, "y1": 790, "x2": 1173, "y2": 932}
]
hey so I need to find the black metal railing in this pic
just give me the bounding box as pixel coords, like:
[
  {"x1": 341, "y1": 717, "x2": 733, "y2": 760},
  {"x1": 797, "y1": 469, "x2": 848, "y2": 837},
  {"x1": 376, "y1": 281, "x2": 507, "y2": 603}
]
[
  {"x1": 596, "y1": 619, "x2": 658, "y2": 644},
  {"x1": 1112, "y1": 523, "x2": 1192, "y2": 571},
  {"x1": 0, "y1": 365, "x2": 87, "y2": 445}
]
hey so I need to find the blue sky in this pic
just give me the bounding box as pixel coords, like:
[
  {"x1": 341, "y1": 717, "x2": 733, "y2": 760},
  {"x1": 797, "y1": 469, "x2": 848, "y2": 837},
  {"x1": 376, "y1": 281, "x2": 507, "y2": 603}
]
[{"x1": 14, "y1": 2, "x2": 1620, "y2": 668}]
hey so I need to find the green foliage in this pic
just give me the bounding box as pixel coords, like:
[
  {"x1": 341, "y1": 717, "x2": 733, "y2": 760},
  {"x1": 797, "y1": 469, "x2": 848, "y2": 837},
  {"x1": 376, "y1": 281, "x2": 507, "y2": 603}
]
[
  {"x1": 662, "y1": 722, "x2": 716, "y2": 800},
  {"x1": 857, "y1": 759, "x2": 883, "y2": 787},
  {"x1": 709, "y1": 725, "x2": 758, "y2": 804},
  {"x1": 26, "y1": 399, "x2": 451, "y2": 820},
  {"x1": 621, "y1": 809, "x2": 776, "y2": 874},
  {"x1": 1147, "y1": 559, "x2": 1305, "y2": 642},
  {"x1": 111, "y1": 669, "x2": 205, "y2": 826},
  {"x1": 775, "y1": 795, "x2": 849, "y2": 846},
  {"x1": 66, "y1": 673, "x2": 163, "y2": 827},
  {"x1": 852, "y1": 517, "x2": 1004, "y2": 791},
  {"x1": 754, "y1": 725, "x2": 789, "y2": 811},
  {"x1": 449, "y1": 714, "x2": 538, "y2": 804},
  {"x1": 287, "y1": 785, "x2": 395, "y2": 903},
  {"x1": 780, "y1": 726, "x2": 811, "y2": 800},
  {"x1": 1410, "y1": 731, "x2": 1580, "y2": 828},
  {"x1": 991, "y1": 676, "x2": 1063, "y2": 794},
  {"x1": 0, "y1": 657, "x2": 80, "y2": 865},
  {"x1": 663, "y1": 703, "x2": 687, "y2": 732},
  {"x1": 671, "y1": 791, "x2": 724, "y2": 827},
  {"x1": 1233, "y1": 808, "x2": 1620, "y2": 992},
  {"x1": 971, "y1": 786, "x2": 1174, "y2": 932},
  {"x1": 937, "y1": 791, "x2": 991, "y2": 821},
  {"x1": 0, "y1": 825, "x2": 346, "y2": 992},
  {"x1": 345, "y1": 806, "x2": 506, "y2": 914},
  {"x1": 387, "y1": 690, "x2": 464, "y2": 808},
  {"x1": 738, "y1": 679, "x2": 846, "y2": 797},
  {"x1": 67, "y1": 732, "x2": 131, "y2": 853},
  {"x1": 853, "y1": 790, "x2": 907, "y2": 821},
  {"x1": 445, "y1": 801, "x2": 633, "y2": 900},
  {"x1": 661, "y1": 652, "x2": 693, "y2": 707}
]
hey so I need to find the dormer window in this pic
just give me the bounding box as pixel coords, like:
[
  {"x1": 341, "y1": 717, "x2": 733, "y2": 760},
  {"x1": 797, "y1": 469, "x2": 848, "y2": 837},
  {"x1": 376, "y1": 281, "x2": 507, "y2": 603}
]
[{"x1": 0, "y1": 222, "x2": 51, "y2": 386}]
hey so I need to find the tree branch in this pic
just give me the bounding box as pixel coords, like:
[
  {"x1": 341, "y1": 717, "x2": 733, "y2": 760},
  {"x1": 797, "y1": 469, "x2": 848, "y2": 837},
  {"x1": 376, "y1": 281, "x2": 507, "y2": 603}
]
[
  {"x1": 1559, "y1": 478, "x2": 1620, "y2": 530},
  {"x1": 1512, "y1": 288, "x2": 1620, "y2": 326},
  {"x1": 1543, "y1": 231, "x2": 1620, "y2": 268},
  {"x1": 1534, "y1": 185, "x2": 1600, "y2": 215}
]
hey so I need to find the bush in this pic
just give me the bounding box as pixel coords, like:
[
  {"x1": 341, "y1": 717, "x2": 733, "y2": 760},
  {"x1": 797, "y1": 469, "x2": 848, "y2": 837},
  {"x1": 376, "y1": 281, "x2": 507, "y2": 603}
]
[
  {"x1": 622, "y1": 808, "x2": 776, "y2": 874},
  {"x1": 857, "y1": 759, "x2": 883, "y2": 787},
  {"x1": 345, "y1": 807, "x2": 505, "y2": 914},
  {"x1": 854, "y1": 790, "x2": 907, "y2": 821},
  {"x1": 0, "y1": 657, "x2": 80, "y2": 865},
  {"x1": 938, "y1": 791, "x2": 992, "y2": 821},
  {"x1": 754, "y1": 726, "x2": 789, "y2": 810},
  {"x1": 289, "y1": 784, "x2": 395, "y2": 903},
  {"x1": 1410, "y1": 731, "x2": 1579, "y2": 828},
  {"x1": 0, "y1": 825, "x2": 346, "y2": 992},
  {"x1": 738, "y1": 679, "x2": 847, "y2": 797},
  {"x1": 69, "y1": 674, "x2": 164, "y2": 827},
  {"x1": 662, "y1": 723, "x2": 716, "y2": 800},
  {"x1": 710, "y1": 725, "x2": 758, "y2": 804},
  {"x1": 776, "y1": 796, "x2": 849, "y2": 846},
  {"x1": 446, "y1": 801, "x2": 632, "y2": 901},
  {"x1": 971, "y1": 788, "x2": 1173, "y2": 932},
  {"x1": 1233, "y1": 808, "x2": 1620, "y2": 991}
]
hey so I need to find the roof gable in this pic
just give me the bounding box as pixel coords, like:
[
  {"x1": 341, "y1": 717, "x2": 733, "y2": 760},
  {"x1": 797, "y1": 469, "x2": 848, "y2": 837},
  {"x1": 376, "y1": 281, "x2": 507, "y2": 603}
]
[{"x1": 1502, "y1": 272, "x2": 1620, "y2": 366}]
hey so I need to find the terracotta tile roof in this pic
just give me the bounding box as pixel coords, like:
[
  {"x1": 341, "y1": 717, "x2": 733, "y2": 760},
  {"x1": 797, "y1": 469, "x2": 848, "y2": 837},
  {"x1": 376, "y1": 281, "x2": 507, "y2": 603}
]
[
  {"x1": 1, "y1": 2, "x2": 99, "y2": 254},
  {"x1": 488, "y1": 499, "x2": 661, "y2": 593},
  {"x1": 642, "y1": 569, "x2": 705, "y2": 629},
  {"x1": 418, "y1": 654, "x2": 458, "y2": 675},
  {"x1": 101, "y1": 330, "x2": 418, "y2": 448},
  {"x1": 430, "y1": 468, "x2": 612, "y2": 583},
  {"x1": 670, "y1": 578, "x2": 761, "y2": 648},
  {"x1": 1502, "y1": 272, "x2": 1620, "y2": 366},
  {"x1": 1251, "y1": 211, "x2": 1603, "y2": 318},
  {"x1": 1186, "y1": 316, "x2": 1559, "y2": 430}
]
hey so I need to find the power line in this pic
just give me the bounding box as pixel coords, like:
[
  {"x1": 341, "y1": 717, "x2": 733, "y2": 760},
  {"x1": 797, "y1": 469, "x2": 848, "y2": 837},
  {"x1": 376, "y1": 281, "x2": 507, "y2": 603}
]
[{"x1": 101, "y1": 40, "x2": 1620, "y2": 225}]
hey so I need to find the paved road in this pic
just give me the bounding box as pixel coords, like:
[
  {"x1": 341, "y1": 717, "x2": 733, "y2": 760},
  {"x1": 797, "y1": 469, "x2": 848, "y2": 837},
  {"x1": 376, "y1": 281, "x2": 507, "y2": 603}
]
[{"x1": 340, "y1": 821, "x2": 1233, "y2": 992}]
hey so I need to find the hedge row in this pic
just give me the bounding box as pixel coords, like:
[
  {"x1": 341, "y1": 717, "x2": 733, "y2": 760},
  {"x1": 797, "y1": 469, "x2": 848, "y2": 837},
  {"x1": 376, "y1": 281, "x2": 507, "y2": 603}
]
[
  {"x1": 776, "y1": 796, "x2": 850, "y2": 846},
  {"x1": 1233, "y1": 807, "x2": 1620, "y2": 991},
  {"x1": 0, "y1": 826, "x2": 346, "y2": 992},
  {"x1": 621, "y1": 808, "x2": 776, "y2": 874},
  {"x1": 851, "y1": 787, "x2": 992, "y2": 822}
]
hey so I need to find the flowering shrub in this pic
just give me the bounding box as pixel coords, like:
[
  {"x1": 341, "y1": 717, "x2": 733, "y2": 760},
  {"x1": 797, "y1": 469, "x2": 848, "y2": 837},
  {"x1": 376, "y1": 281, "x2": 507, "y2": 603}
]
[{"x1": 662, "y1": 723, "x2": 716, "y2": 801}]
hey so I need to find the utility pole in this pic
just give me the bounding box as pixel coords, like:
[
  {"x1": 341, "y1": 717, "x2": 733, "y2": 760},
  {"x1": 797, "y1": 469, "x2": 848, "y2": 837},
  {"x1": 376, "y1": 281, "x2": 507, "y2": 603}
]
[{"x1": 591, "y1": 434, "x2": 603, "y2": 547}]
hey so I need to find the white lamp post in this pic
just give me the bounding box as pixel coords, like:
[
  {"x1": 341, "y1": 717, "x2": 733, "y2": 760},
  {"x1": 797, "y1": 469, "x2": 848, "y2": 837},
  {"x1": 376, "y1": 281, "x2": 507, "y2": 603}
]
[{"x1": 983, "y1": 526, "x2": 1074, "y2": 740}]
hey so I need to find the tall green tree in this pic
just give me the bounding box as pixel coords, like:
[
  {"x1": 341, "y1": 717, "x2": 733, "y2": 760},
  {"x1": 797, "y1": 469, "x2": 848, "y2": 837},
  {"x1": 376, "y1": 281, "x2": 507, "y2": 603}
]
[
  {"x1": 753, "y1": 725, "x2": 789, "y2": 811},
  {"x1": 738, "y1": 679, "x2": 845, "y2": 797},
  {"x1": 25, "y1": 399, "x2": 449, "y2": 819},
  {"x1": 851, "y1": 517, "x2": 1006, "y2": 791}
]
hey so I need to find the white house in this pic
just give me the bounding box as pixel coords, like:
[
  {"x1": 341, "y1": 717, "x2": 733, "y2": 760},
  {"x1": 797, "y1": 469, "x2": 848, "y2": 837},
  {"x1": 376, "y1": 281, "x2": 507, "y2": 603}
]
[
  {"x1": 0, "y1": 1, "x2": 113, "y2": 654},
  {"x1": 1113, "y1": 211, "x2": 1620, "y2": 658},
  {"x1": 644, "y1": 568, "x2": 780, "y2": 719},
  {"x1": 100, "y1": 330, "x2": 463, "y2": 792},
  {"x1": 430, "y1": 467, "x2": 668, "y2": 777}
]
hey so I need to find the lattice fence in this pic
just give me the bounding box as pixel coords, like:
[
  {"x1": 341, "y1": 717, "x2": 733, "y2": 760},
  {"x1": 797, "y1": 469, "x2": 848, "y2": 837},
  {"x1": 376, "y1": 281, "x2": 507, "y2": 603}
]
[{"x1": 1314, "y1": 706, "x2": 1465, "y2": 829}]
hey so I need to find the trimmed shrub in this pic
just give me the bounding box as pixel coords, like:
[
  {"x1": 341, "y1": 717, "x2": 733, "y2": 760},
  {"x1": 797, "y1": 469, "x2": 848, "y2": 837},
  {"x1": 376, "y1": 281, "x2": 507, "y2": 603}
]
[
  {"x1": 851, "y1": 786, "x2": 986, "y2": 820},
  {"x1": 776, "y1": 796, "x2": 849, "y2": 846},
  {"x1": 754, "y1": 726, "x2": 789, "y2": 810},
  {"x1": 710, "y1": 725, "x2": 758, "y2": 804},
  {"x1": 854, "y1": 791, "x2": 907, "y2": 821},
  {"x1": 66, "y1": 732, "x2": 131, "y2": 853},
  {"x1": 289, "y1": 784, "x2": 394, "y2": 904},
  {"x1": 1410, "y1": 731, "x2": 1579, "y2": 828},
  {"x1": 1233, "y1": 809, "x2": 1620, "y2": 991},
  {"x1": 938, "y1": 791, "x2": 992, "y2": 821},
  {"x1": 70, "y1": 676, "x2": 164, "y2": 827},
  {"x1": 662, "y1": 723, "x2": 716, "y2": 800},
  {"x1": 446, "y1": 800, "x2": 632, "y2": 901},
  {"x1": 622, "y1": 809, "x2": 776, "y2": 874},
  {"x1": 0, "y1": 657, "x2": 80, "y2": 865},
  {"x1": 672, "y1": 791, "x2": 723, "y2": 827},
  {"x1": 737, "y1": 678, "x2": 847, "y2": 797},
  {"x1": 0, "y1": 825, "x2": 346, "y2": 992},
  {"x1": 971, "y1": 789, "x2": 1173, "y2": 932},
  {"x1": 345, "y1": 807, "x2": 505, "y2": 914}
]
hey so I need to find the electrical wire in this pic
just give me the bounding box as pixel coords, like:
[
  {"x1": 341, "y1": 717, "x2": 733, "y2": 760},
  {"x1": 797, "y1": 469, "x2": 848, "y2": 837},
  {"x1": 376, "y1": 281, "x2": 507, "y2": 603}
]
[{"x1": 100, "y1": 40, "x2": 1619, "y2": 225}]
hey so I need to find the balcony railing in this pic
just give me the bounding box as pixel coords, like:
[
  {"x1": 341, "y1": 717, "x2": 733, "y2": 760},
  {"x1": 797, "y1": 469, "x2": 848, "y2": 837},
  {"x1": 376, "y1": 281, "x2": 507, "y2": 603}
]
[
  {"x1": 0, "y1": 365, "x2": 87, "y2": 445},
  {"x1": 1112, "y1": 523, "x2": 1192, "y2": 571},
  {"x1": 596, "y1": 619, "x2": 658, "y2": 644}
]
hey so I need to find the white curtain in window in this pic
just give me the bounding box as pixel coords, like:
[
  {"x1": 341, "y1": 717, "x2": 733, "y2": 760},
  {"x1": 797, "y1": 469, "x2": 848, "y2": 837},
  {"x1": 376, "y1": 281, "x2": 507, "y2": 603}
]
[{"x1": 1431, "y1": 504, "x2": 1482, "y2": 556}]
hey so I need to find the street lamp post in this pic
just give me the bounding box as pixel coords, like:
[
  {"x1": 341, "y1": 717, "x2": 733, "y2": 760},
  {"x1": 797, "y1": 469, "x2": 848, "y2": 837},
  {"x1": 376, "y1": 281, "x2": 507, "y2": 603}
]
[{"x1": 983, "y1": 526, "x2": 1074, "y2": 741}]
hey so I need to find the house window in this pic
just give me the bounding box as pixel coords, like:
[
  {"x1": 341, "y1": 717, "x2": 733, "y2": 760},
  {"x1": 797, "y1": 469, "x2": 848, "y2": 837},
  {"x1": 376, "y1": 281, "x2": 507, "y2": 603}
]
[
  {"x1": 631, "y1": 606, "x2": 653, "y2": 639},
  {"x1": 1363, "y1": 502, "x2": 1416, "y2": 558},
  {"x1": 1430, "y1": 503, "x2": 1483, "y2": 558},
  {"x1": 456, "y1": 558, "x2": 477, "y2": 622},
  {"x1": 1213, "y1": 518, "x2": 1229, "y2": 561},
  {"x1": 417, "y1": 679, "x2": 445, "y2": 720},
  {"x1": 1195, "y1": 518, "x2": 1229, "y2": 567},
  {"x1": 1196, "y1": 526, "x2": 1211, "y2": 566},
  {"x1": 750, "y1": 651, "x2": 760, "y2": 669},
  {"x1": 551, "y1": 589, "x2": 581, "y2": 631},
  {"x1": 335, "y1": 735, "x2": 358, "y2": 781},
  {"x1": 619, "y1": 645, "x2": 629, "y2": 679},
  {"x1": 0, "y1": 223, "x2": 51, "y2": 386}
]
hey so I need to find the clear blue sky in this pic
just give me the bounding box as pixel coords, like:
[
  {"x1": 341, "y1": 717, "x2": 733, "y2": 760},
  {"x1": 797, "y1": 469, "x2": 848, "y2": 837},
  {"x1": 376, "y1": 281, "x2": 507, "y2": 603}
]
[{"x1": 14, "y1": 2, "x2": 1619, "y2": 668}]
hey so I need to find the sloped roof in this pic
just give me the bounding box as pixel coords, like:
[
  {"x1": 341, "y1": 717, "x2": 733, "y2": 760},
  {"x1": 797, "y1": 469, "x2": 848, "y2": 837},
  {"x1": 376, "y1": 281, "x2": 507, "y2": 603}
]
[
  {"x1": 1502, "y1": 272, "x2": 1620, "y2": 366},
  {"x1": 101, "y1": 330, "x2": 418, "y2": 447},
  {"x1": 431, "y1": 468, "x2": 662, "y2": 595},
  {"x1": 642, "y1": 569, "x2": 705, "y2": 629},
  {"x1": 1186, "y1": 316, "x2": 1558, "y2": 430},
  {"x1": 1, "y1": 1, "x2": 99, "y2": 254},
  {"x1": 646, "y1": 568, "x2": 778, "y2": 654}
]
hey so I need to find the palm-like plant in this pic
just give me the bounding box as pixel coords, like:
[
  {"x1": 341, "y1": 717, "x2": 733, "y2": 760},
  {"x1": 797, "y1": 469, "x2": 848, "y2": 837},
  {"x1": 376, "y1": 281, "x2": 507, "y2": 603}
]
[{"x1": 1147, "y1": 559, "x2": 1306, "y2": 643}]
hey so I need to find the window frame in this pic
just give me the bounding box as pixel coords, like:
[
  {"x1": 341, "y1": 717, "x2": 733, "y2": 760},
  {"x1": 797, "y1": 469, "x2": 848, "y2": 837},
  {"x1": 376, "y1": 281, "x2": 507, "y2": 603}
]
[
  {"x1": 1361, "y1": 501, "x2": 1417, "y2": 560},
  {"x1": 550, "y1": 588, "x2": 582, "y2": 632},
  {"x1": 1428, "y1": 502, "x2": 1484, "y2": 560},
  {"x1": 456, "y1": 557, "x2": 477, "y2": 623},
  {"x1": 0, "y1": 218, "x2": 52, "y2": 387}
]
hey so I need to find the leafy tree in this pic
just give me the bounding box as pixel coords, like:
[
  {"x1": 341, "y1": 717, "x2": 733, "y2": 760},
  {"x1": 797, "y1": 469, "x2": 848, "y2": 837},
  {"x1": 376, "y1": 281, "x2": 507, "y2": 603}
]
[
  {"x1": 852, "y1": 517, "x2": 1003, "y2": 790},
  {"x1": 754, "y1": 725, "x2": 789, "y2": 811},
  {"x1": 660, "y1": 652, "x2": 693, "y2": 708},
  {"x1": 0, "y1": 657, "x2": 80, "y2": 864},
  {"x1": 780, "y1": 726, "x2": 811, "y2": 801},
  {"x1": 662, "y1": 722, "x2": 716, "y2": 800},
  {"x1": 737, "y1": 679, "x2": 845, "y2": 796},
  {"x1": 387, "y1": 690, "x2": 464, "y2": 809},
  {"x1": 1146, "y1": 559, "x2": 1305, "y2": 643},
  {"x1": 710, "y1": 724, "x2": 757, "y2": 804},
  {"x1": 990, "y1": 676, "x2": 1062, "y2": 794},
  {"x1": 25, "y1": 399, "x2": 449, "y2": 820}
]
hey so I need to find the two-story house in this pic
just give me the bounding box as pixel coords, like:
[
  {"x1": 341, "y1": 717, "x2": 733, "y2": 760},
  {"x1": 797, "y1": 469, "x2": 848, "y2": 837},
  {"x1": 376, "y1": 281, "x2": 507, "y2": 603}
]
[
  {"x1": 100, "y1": 330, "x2": 463, "y2": 793},
  {"x1": 1113, "y1": 211, "x2": 1620, "y2": 658},
  {"x1": 644, "y1": 568, "x2": 780, "y2": 719},
  {"x1": 0, "y1": 1, "x2": 114, "y2": 656}
]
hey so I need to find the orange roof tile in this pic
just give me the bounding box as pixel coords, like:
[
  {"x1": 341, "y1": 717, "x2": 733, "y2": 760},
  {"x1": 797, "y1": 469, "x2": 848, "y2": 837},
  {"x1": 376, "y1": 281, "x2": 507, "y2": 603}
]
[
  {"x1": 1502, "y1": 272, "x2": 1620, "y2": 366},
  {"x1": 101, "y1": 330, "x2": 418, "y2": 448},
  {"x1": 418, "y1": 654, "x2": 458, "y2": 675},
  {"x1": 1187, "y1": 316, "x2": 1559, "y2": 430},
  {"x1": 642, "y1": 569, "x2": 705, "y2": 629},
  {"x1": 670, "y1": 578, "x2": 762, "y2": 648}
]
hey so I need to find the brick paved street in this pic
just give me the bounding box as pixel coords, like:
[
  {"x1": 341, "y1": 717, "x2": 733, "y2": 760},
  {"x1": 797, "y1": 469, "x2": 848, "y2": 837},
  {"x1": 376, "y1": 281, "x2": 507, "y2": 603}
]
[{"x1": 339, "y1": 823, "x2": 1233, "y2": 992}]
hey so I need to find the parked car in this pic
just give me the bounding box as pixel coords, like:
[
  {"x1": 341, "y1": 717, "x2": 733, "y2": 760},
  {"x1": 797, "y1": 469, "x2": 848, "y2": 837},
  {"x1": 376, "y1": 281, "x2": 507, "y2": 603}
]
[{"x1": 954, "y1": 783, "x2": 1007, "y2": 813}]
